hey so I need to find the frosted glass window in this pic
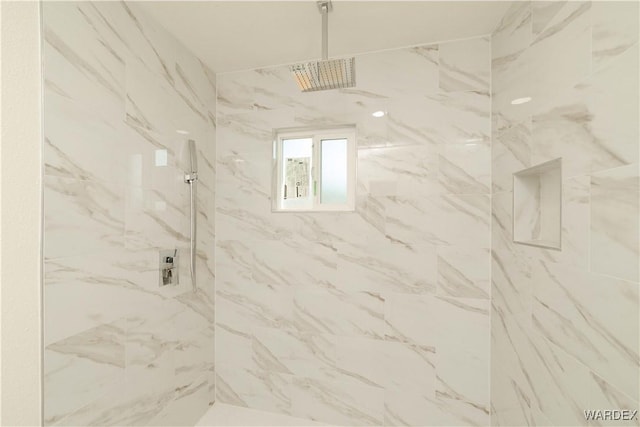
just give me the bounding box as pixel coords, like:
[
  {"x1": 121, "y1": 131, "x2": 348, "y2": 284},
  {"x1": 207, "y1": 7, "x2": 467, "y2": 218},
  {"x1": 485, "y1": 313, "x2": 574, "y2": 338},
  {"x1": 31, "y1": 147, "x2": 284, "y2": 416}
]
[
  {"x1": 281, "y1": 138, "x2": 313, "y2": 210},
  {"x1": 320, "y1": 138, "x2": 348, "y2": 204},
  {"x1": 273, "y1": 127, "x2": 356, "y2": 212}
]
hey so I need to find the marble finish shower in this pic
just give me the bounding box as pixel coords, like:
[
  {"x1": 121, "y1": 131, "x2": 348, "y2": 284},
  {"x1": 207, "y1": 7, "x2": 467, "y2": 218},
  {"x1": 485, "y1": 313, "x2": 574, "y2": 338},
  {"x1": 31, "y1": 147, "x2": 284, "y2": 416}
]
[
  {"x1": 215, "y1": 36, "x2": 493, "y2": 425},
  {"x1": 42, "y1": 2, "x2": 216, "y2": 425},
  {"x1": 491, "y1": 2, "x2": 640, "y2": 425},
  {"x1": 38, "y1": 1, "x2": 640, "y2": 426}
]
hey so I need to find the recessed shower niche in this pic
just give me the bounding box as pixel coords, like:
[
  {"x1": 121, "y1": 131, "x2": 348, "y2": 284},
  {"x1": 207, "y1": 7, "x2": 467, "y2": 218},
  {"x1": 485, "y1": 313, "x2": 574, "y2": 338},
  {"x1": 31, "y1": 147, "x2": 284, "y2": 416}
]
[{"x1": 513, "y1": 158, "x2": 562, "y2": 250}]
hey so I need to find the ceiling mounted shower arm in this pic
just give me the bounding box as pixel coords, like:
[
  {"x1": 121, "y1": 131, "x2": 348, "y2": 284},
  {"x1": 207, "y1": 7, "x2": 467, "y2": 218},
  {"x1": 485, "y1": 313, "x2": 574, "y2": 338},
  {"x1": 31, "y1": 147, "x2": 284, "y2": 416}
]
[
  {"x1": 289, "y1": 0, "x2": 354, "y2": 92},
  {"x1": 318, "y1": 1, "x2": 332, "y2": 60}
]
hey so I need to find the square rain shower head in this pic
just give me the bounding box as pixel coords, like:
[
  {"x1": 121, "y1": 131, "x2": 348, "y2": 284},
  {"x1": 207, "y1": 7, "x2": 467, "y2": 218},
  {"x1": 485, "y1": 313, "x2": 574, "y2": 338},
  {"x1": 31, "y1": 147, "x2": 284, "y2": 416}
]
[{"x1": 290, "y1": 57, "x2": 356, "y2": 92}]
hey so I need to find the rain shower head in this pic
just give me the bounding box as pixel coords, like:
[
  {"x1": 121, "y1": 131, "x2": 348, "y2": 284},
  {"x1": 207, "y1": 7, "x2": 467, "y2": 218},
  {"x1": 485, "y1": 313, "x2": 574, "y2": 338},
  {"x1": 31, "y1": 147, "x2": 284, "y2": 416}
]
[
  {"x1": 290, "y1": 1, "x2": 355, "y2": 92},
  {"x1": 291, "y1": 58, "x2": 355, "y2": 92}
]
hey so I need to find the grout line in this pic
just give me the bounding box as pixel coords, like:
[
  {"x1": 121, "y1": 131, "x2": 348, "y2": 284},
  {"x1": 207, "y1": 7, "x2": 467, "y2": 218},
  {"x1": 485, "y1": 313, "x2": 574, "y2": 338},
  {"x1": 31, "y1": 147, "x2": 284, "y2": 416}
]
[
  {"x1": 37, "y1": 1, "x2": 46, "y2": 424},
  {"x1": 488, "y1": 19, "x2": 494, "y2": 424},
  {"x1": 533, "y1": 326, "x2": 640, "y2": 407},
  {"x1": 213, "y1": 74, "x2": 218, "y2": 407},
  {"x1": 216, "y1": 33, "x2": 494, "y2": 76}
]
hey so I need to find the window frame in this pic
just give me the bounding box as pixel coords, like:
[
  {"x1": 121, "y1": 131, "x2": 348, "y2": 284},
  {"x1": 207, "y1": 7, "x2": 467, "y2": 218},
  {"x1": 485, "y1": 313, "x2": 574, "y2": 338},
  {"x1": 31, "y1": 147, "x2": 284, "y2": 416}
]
[{"x1": 272, "y1": 126, "x2": 357, "y2": 212}]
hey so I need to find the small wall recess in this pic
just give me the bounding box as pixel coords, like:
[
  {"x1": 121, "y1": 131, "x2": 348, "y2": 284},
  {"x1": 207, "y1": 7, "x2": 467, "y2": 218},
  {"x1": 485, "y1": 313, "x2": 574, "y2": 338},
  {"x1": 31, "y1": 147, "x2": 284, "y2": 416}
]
[{"x1": 513, "y1": 158, "x2": 562, "y2": 250}]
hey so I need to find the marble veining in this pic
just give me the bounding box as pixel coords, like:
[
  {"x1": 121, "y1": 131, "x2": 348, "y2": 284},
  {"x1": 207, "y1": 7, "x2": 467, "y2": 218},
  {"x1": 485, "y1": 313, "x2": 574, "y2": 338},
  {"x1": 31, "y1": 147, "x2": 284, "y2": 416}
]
[
  {"x1": 592, "y1": 1, "x2": 640, "y2": 72},
  {"x1": 439, "y1": 37, "x2": 490, "y2": 94},
  {"x1": 491, "y1": 2, "x2": 640, "y2": 426},
  {"x1": 43, "y1": 1, "x2": 216, "y2": 425},
  {"x1": 217, "y1": 36, "x2": 492, "y2": 426},
  {"x1": 590, "y1": 164, "x2": 640, "y2": 282},
  {"x1": 41, "y1": 1, "x2": 640, "y2": 426}
]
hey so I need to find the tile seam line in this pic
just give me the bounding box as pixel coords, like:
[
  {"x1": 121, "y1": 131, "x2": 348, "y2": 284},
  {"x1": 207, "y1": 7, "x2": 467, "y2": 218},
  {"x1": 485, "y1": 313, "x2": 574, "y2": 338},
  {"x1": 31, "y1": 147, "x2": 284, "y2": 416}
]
[{"x1": 216, "y1": 33, "x2": 493, "y2": 76}]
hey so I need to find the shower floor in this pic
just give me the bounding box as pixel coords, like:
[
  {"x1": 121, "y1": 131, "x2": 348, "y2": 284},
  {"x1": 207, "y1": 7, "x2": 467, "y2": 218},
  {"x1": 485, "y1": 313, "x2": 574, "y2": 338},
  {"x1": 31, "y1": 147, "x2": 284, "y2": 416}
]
[{"x1": 196, "y1": 403, "x2": 327, "y2": 426}]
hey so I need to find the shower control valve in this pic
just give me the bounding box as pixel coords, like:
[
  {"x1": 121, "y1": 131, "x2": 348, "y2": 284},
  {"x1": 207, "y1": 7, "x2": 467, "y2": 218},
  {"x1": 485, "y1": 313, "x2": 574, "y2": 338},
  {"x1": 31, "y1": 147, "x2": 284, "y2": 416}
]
[
  {"x1": 159, "y1": 249, "x2": 179, "y2": 287},
  {"x1": 184, "y1": 172, "x2": 198, "y2": 183}
]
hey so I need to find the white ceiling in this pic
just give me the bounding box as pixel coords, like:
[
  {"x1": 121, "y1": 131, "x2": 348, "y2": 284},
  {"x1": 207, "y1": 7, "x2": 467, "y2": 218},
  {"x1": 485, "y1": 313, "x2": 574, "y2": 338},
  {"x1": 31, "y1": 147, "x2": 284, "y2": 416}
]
[{"x1": 139, "y1": 1, "x2": 511, "y2": 73}]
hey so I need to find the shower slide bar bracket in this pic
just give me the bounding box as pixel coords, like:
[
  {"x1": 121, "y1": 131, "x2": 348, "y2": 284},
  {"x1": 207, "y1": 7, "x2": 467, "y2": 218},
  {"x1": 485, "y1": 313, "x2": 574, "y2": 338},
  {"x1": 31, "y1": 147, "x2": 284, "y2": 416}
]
[{"x1": 184, "y1": 172, "x2": 198, "y2": 183}]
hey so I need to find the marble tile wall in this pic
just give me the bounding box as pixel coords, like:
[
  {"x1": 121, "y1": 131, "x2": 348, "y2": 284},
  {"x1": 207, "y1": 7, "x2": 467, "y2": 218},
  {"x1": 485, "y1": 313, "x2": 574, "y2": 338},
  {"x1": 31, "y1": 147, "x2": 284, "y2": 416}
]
[
  {"x1": 42, "y1": 2, "x2": 216, "y2": 425},
  {"x1": 216, "y1": 36, "x2": 492, "y2": 426},
  {"x1": 491, "y1": 2, "x2": 640, "y2": 426}
]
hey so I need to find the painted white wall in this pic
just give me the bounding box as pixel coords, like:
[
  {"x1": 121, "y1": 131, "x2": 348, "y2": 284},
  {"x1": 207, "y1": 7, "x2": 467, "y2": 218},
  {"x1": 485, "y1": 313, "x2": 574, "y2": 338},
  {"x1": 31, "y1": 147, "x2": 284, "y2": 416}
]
[{"x1": 0, "y1": 1, "x2": 43, "y2": 425}]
